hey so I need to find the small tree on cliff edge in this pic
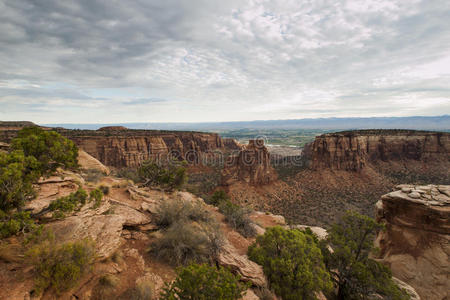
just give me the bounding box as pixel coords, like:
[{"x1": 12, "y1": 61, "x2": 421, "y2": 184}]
[
  {"x1": 248, "y1": 226, "x2": 332, "y2": 300},
  {"x1": 12, "y1": 126, "x2": 78, "y2": 175},
  {"x1": 321, "y1": 211, "x2": 410, "y2": 300}
]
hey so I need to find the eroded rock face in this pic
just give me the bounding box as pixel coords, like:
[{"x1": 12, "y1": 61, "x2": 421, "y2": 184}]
[
  {"x1": 222, "y1": 139, "x2": 277, "y2": 186},
  {"x1": 63, "y1": 129, "x2": 228, "y2": 168},
  {"x1": 78, "y1": 149, "x2": 110, "y2": 175},
  {"x1": 306, "y1": 130, "x2": 450, "y2": 171},
  {"x1": 375, "y1": 185, "x2": 450, "y2": 300}
]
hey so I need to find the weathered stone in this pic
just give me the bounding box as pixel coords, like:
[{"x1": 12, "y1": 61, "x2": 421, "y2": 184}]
[
  {"x1": 305, "y1": 131, "x2": 450, "y2": 171},
  {"x1": 376, "y1": 185, "x2": 450, "y2": 300},
  {"x1": 218, "y1": 241, "x2": 267, "y2": 287}
]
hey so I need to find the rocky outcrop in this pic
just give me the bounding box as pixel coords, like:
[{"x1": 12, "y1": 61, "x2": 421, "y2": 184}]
[
  {"x1": 58, "y1": 128, "x2": 228, "y2": 168},
  {"x1": 306, "y1": 130, "x2": 450, "y2": 171},
  {"x1": 78, "y1": 149, "x2": 110, "y2": 174},
  {"x1": 375, "y1": 185, "x2": 450, "y2": 300},
  {"x1": 222, "y1": 139, "x2": 277, "y2": 186}
]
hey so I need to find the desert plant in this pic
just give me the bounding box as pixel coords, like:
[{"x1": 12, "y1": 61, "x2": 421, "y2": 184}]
[
  {"x1": 150, "y1": 221, "x2": 223, "y2": 266},
  {"x1": 208, "y1": 189, "x2": 229, "y2": 206},
  {"x1": 99, "y1": 185, "x2": 110, "y2": 195},
  {"x1": 116, "y1": 167, "x2": 141, "y2": 183},
  {"x1": 48, "y1": 188, "x2": 88, "y2": 218},
  {"x1": 11, "y1": 126, "x2": 78, "y2": 176},
  {"x1": 119, "y1": 280, "x2": 154, "y2": 300},
  {"x1": 248, "y1": 226, "x2": 332, "y2": 300},
  {"x1": 89, "y1": 188, "x2": 104, "y2": 208},
  {"x1": 83, "y1": 168, "x2": 105, "y2": 183},
  {"x1": 219, "y1": 200, "x2": 256, "y2": 237},
  {"x1": 160, "y1": 264, "x2": 248, "y2": 300},
  {"x1": 321, "y1": 211, "x2": 410, "y2": 300},
  {"x1": 138, "y1": 159, "x2": 187, "y2": 191},
  {"x1": 0, "y1": 210, "x2": 39, "y2": 239},
  {"x1": 0, "y1": 150, "x2": 38, "y2": 211},
  {"x1": 154, "y1": 198, "x2": 212, "y2": 228},
  {"x1": 26, "y1": 238, "x2": 96, "y2": 295}
]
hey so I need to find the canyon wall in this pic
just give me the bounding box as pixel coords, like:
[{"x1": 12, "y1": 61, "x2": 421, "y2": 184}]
[
  {"x1": 0, "y1": 123, "x2": 238, "y2": 168},
  {"x1": 305, "y1": 130, "x2": 450, "y2": 171},
  {"x1": 56, "y1": 127, "x2": 231, "y2": 168},
  {"x1": 375, "y1": 185, "x2": 450, "y2": 300}
]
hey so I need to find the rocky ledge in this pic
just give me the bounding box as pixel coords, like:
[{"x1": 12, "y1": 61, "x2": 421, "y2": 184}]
[{"x1": 376, "y1": 184, "x2": 450, "y2": 300}]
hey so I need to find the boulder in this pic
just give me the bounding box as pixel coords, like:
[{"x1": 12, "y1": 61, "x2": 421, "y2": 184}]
[{"x1": 218, "y1": 241, "x2": 267, "y2": 287}]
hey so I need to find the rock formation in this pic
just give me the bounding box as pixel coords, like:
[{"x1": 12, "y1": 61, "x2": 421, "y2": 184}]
[
  {"x1": 0, "y1": 124, "x2": 236, "y2": 168},
  {"x1": 305, "y1": 130, "x2": 450, "y2": 171},
  {"x1": 375, "y1": 184, "x2": 450, "y2": 300},
  {"x1": 222, "y1": 139, "x2": 277, "y2": 186}
]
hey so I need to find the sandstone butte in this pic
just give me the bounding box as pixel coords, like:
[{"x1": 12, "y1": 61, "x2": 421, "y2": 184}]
[
  {"x1": 376, "y1": 184, "x2": 450, "y2": 300},
  {"x1": 305, "y1": 129, "x2": 450, "y2": 171}
]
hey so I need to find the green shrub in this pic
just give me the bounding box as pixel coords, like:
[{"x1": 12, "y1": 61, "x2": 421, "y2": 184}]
[
  {"x1": 208, "y1": 189, "x2": 229, "y2": 206},
  {"x1": 49, "y1": 188, "x2": 88, "y2": 218},
  {"x1": 321, "y1": 211, "x2": 410, "y2": 300},
  {"x1": 154, "y1": 198, "x2": 212, "y2": 228},
  {"x1": 248, "y1": 226, "x2": 332, "y2": 300},
  {"x1": 0, "y1": 210, "x2": 39, "y2": 239},
  {"x1": 12, "y1": 126, "x2": 78, "y2": 176},
  {"x1": 26, "y1": 238, "x2": 96, "y2": 295},
  {"x1": 99, "y1": 185, "x2": 110, "y2": 195},
  {"x1": 89, "y1": 188, "x2": 104, "y2": 209},
  {"x1": 0, "y1": 151, "x2": 38, "y2": 211},
  {"x1": 138, "y1": 159, "x2": 187, "y2": 191},
  {"x1": 219, "y1": 200, "x2": 256, "y2": 238},
  {"x1": 160, "y1": 264, "x2": 248, "y2": 300},
  {"x1": 150, "y1": 221, "x2": 223, "y2": 266}
]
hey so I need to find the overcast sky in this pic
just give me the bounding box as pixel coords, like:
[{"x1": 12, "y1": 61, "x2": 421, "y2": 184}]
[{"x1": 1, "y1": 0, "x2": 449, "y2": 123}]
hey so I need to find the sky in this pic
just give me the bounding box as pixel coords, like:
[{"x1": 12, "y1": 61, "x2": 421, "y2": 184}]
[{"x1": 0, "y1": 0, "x2": 449, "y2": 124}]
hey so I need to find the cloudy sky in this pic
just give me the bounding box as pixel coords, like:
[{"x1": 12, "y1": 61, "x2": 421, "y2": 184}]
[{"x1": 1, "y1": 0, "x2": 449, "y2": 123}]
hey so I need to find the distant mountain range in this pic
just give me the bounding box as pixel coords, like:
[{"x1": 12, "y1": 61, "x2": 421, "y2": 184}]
[{"x1": 42, "y1": 115, "x2": 450, "y2": 131}]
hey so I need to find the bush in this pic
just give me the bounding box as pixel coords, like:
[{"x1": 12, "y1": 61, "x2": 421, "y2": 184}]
[
  {"x1": 11, "y1": 126, "x2": 78, "y2": 176},
  {"x1": 248, "y1": 226, "x2": 332, "y2": 300},
  {"x1": 208, "y1": 189, "x2": 229, "y2": 206},
  {"x1": 119, "y1": 280, "x2": 154, "y2": 300},
  {"x1": 160, "y1": 264, "x2": 248, "y2": 300},
  {"x1": 49, "y1": 188, "x2": 88, "y2": 218},
  {"x1": 83, "y1": 169, "x2": 105, "y2": 183},
  {"x1": 90, "y1": 188, "x2": 104, "y2": 209},
  {"x1": 99, "y1": 185, "x2": 110, "y2": 195},
  {"x1": 154, "y1": 198, "x2": 212, "y2": 228},
  {"x1": 150, "y1": 221, "x2": 223, "y2": 266},
  {"x1": 0, "y1": 210, "x2": 39, "y2": 239},
  {"x1": 0, "y1": 151, "x2": 38, "y2": 211},
  {"x1": 26, "y1": 238, "x2": 95, "y2": 295},
  {"x1": 116, "y1": 168, "x2": 140, "y2": 183},
  {"x1": 219, "y1": 200, "x2": 256, "y2": 238},
  {"x1": 321, "y1": 211, "x2": 410, "y2": 300},
  {"x1": 138, "y1": 159, "x2": 187, "y2": 191}
]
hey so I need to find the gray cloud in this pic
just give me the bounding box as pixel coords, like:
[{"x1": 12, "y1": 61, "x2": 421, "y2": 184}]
[{"x1": 0, "y1": 0, "x2": 449, "y2": 123}]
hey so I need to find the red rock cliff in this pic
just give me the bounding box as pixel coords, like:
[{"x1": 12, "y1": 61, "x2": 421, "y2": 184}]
[
  {"x1": 305, "y1": 130, "x2": 450, "y2": 171},
  {"x1": 222, "y1": 139, "x2": 277, "y2": 186},
  {"x1": 58, "y1": 128, "x2": 228, "y2": 168},
  {"x1": 375, "y1": 184, "x2": 450, "y2": 300}
]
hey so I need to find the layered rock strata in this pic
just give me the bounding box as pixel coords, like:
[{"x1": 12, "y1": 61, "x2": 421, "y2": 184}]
[
  {"x1": 375, "y1": 184, "x2": 450, "y2": 300},
  {"x1": 305, "y1": 130, "x2": 450, "y2": 171},
  {"x1": 222, "y1": 139, "x2": 277, "y2": 186}
]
